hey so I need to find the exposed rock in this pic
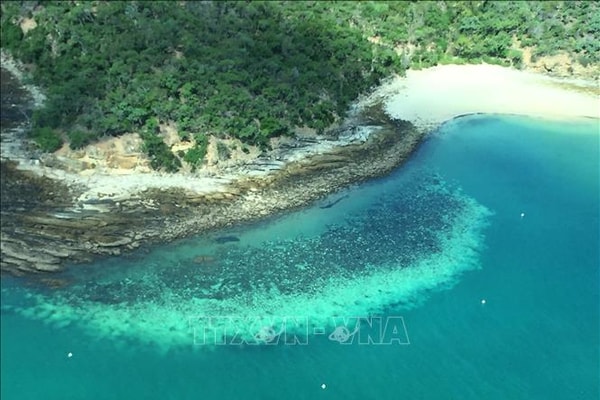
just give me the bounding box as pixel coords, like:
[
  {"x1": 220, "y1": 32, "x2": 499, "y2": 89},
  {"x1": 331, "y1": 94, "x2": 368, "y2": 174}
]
[
  {"x1": 23, "y1": 214, "x2": 110, "y2": 229},
  {"x1": 94, "y1": 235, "x2": 134, "y2": 247},
  {"x1": 107, "y1": 154, "x2": 139, "y2": 169}
]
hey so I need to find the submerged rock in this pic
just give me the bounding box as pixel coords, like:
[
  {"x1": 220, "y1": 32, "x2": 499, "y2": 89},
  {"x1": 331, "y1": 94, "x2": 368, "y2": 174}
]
[
  {"x1": 193, "y1": 255, "x2": 216, "y2": 264},
  {"x1": 214, "y1": 235, "x2": 240, "y2": 244}
]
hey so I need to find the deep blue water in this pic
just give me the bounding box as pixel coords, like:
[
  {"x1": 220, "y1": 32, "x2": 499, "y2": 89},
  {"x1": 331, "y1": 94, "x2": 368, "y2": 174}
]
[{"x1": 1, "y1": 115, "x2": 598, "y2": 399}]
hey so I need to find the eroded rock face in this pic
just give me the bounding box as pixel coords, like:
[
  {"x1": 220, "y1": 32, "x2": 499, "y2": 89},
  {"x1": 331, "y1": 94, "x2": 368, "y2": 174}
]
[{"x1": 107, "y1": 154, "x2": 138, "y2": 169}]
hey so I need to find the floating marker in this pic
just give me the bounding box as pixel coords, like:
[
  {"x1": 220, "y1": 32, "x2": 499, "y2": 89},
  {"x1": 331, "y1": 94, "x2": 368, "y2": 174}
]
[
  {"x1": 67, "y1": 352, "x2": 73, "y2": 358},
  {"x1": 321, "y1": 384, "x2": 327, "y2": 390},
  {"x1": 520, "y1": 213, "x2": 525, "y2": 218},
  {"x1": 481, "y1": 299, "x2": 486, "y2": 305}
]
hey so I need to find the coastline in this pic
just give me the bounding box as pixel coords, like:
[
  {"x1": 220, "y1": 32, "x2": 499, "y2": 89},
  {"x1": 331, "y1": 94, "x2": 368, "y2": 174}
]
[
  {"x1": 369, "y1": 64, "x2": 599, "y2": 133},
  {"x1": 1, "y1": 62, "x2": 598, "y2": 275}
]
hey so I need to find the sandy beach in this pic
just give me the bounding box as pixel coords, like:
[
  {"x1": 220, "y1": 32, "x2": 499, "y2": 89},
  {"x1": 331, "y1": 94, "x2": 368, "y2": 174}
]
[{"x1": 375, "y1": 64, "x2": 599, "y2": 132}]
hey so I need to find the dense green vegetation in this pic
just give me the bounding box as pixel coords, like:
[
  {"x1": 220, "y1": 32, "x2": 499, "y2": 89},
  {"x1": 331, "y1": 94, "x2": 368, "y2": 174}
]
[
  {"x1": 29, "y1": 126, "x2": 63, "y2": 152},
  {"x1": 1, "y1": 1, "x2": 598, "y2": 169}
]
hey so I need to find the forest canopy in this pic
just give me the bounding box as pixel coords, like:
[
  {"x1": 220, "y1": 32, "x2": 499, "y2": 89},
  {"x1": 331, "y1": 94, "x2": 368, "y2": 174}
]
[{"x1": 1, "y1": 1, "x2": 598, "y2": 170}]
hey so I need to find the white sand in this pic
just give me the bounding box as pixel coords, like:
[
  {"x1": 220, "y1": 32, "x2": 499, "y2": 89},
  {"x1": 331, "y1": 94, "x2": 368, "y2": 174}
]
[{"x1": 375, "y1": 64, "x2": 599, "y2": 131}]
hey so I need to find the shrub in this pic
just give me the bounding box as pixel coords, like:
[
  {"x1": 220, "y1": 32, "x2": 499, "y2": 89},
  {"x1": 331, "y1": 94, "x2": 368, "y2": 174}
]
[
  {"x1": 216, "y1": 141, "x2": 231, "y2": 160},
  {"x1": 30, "y1": 127, "x2": 63, "y2": 152},
  {"x1": 194, "y1": 133, "x2": 209, "y2": 148},
  {"x1": 183, "y1": 145, "x2": 206, "y2": 166},
  {"x1": 153, "y1": 152, "x2": 181, "y2": 172},
  {"x1": 183, "y1": 133, "x2": 209, "y2": 166},
  {"x1": 0, "y1": 21, "x2": 23, "y2": 48},
  {"x1": 68, "y1": 130, "x2": 93, "y2": 149},
  {"x1": 140, "y1": 130, "x2": 181, "y2": 172},
  {"x1": 507, "y1": 49, "x2": 523, "y2": 68},
  {"x1": 577, "y1": 54, "x2": 591, "y2": 67}
]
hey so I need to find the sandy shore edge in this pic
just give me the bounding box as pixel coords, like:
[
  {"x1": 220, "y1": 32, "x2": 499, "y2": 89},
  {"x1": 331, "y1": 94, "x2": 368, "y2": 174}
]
[{"x1": 367, "y1": 63, "x2": 599, "y2": 132}]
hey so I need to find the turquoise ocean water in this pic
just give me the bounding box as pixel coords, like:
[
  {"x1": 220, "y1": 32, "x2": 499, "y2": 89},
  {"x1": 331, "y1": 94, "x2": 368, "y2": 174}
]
[{"x1": 1, "y1": 115, "x2": 598, "y2": 399}]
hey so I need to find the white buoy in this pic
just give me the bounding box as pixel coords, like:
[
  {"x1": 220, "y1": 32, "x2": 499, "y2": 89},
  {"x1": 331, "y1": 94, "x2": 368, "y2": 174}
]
[
  {"x1": 321, "y1": 384, "x2": 327, "y2": 390},
  {"x1": 481, "y1": 299, "x2": 486, "y2": 305},
  {"x1": 520, "y1": 212, "x2": 525, "y2": 218},
  {"x1": 67, "y1": 352, "x2": 73, "y2": 358}
]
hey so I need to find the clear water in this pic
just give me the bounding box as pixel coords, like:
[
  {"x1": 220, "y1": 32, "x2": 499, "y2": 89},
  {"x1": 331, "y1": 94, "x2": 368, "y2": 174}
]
[{"x1": 1, "y1": 115, "x2": 598, "y2": 399}]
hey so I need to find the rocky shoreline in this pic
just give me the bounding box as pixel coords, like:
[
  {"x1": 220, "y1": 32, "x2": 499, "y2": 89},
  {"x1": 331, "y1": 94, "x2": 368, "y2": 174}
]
[
  {"x1": 5, "y1": 58, "x2": 594, "y2": 277},
  {"x1": 0, "y1": 66, "x2": 423, "y2": 276}
]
